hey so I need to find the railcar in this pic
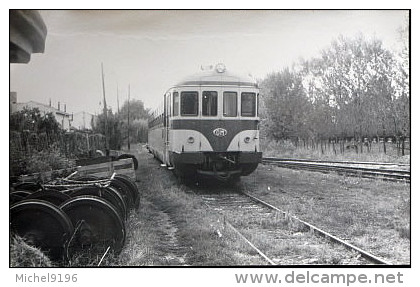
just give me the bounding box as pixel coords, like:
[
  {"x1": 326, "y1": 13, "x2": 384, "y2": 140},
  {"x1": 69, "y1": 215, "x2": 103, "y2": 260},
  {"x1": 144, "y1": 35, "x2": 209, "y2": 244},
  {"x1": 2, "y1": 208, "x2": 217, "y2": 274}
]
[{"x1": 147, "y1": 64, "x2": 262, "y2": 181}]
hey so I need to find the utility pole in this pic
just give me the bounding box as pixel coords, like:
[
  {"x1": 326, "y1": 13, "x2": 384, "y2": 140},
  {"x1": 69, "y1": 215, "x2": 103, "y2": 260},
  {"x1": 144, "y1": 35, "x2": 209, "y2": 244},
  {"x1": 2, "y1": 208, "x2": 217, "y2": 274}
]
[
  {"x1": 117, "y1": 83, "x2": 120, "y2": 114},
  {"x1": 101, "y1": 63, "x2": 109, "y2": 155},
  {"x1": 127, "y1": 84, "x2": 130, "y2": 150}
]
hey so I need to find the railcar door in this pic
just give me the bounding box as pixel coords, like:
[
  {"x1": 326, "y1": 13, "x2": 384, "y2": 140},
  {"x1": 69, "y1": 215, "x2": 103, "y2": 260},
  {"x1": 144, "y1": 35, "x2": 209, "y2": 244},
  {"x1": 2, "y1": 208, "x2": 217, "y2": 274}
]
[
  {"x1": 164, "y1": 92, "x2": 171, "y2": 166},
  {"x1": 216, "y1": 90, "x2": 238, "y2": 152},
  {"x1": 201, "y1": 88, "x2": 221, "y2": 152}
]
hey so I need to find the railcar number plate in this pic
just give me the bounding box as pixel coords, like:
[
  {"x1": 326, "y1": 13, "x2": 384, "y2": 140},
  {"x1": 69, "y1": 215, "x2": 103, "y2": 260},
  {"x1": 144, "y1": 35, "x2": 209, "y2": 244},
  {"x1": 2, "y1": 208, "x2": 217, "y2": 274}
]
[{"x1": 213, "y1": 128, "x2": 227, "y2": 137}]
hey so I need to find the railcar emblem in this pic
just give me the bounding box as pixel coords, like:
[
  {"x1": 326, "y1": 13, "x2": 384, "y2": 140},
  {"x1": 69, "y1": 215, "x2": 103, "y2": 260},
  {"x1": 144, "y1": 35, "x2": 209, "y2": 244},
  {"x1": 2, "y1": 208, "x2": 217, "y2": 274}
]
[{"x1": 213, "y1": 128, "x2": 227, "y2": 137}]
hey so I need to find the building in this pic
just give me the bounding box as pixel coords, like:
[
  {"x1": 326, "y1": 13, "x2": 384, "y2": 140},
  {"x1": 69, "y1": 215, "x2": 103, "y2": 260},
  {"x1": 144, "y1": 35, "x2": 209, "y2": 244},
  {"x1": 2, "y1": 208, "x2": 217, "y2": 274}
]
[
  {"x1": 10, "y1": 92, "x2": 17, "y2": 112},
  {"x1": 71, "y1": 111, "x2": 96, "y2": 131},
  {"x1": 11, "y1": 94, "x2": 72, "y2": 131}
]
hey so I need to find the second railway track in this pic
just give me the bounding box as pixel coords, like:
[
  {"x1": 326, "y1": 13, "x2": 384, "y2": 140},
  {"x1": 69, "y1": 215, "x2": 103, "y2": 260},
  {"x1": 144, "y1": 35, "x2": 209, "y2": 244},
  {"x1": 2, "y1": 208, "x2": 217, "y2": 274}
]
[
  {"x1": 262, "y1": 158, "x2": 410, "y2": 183},
  {"x1": 198, "y1": 190, "x2": 391, "y2": 265}
]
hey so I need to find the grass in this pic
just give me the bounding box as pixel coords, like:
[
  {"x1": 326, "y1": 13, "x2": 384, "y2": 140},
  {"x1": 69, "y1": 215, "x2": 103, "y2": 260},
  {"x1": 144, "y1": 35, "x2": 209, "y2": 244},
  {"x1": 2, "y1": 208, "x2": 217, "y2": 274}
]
[
  {"x1": 120, "y1": 150, "x2": 268, "y2": 266},
  {"x1": 10, "y1": 143, "x2": 410, "y2": 266},
  {"x1": 241, "y1": 164, "x2": 410, "y2": 264},
  {"x1": 219, "y1": 199, "x2": 369, "y2": 265},
  {"x1": 10, "y1": 235, "x2": 53, "y2": 267},
  {"x1": 10, "y1": 232, "x2": 124, "y2": 267},
  {"x1": 9, "y1": 148, "x2": 268, "y2": 267}
]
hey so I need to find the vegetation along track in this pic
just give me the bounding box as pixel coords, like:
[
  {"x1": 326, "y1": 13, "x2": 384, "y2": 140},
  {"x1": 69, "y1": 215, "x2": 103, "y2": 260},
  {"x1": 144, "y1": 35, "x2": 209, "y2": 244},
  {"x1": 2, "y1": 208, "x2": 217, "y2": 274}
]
[
  {"x1": 198, "y1": 189, "x2": 390, "y2": 265},
  {"x1": 262, "y1": 158, "x2": 410, "y2": 183}
]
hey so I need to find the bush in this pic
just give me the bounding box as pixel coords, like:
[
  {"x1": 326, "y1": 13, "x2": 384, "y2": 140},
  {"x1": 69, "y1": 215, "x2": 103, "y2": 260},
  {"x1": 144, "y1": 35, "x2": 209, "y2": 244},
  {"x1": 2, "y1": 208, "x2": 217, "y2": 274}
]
[
  {"x1": 27, "y1": 149, "x2": 75, "y2": 173},
  {"x1": 10, "y1": 148, "x2": 75, "y2": 177}
]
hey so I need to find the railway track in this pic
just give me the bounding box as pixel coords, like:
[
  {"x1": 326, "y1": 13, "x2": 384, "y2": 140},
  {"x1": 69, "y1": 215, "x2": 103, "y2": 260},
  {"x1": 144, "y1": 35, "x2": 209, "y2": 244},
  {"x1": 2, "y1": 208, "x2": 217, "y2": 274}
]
[
  {"x1": 262, "y1": 158, "x2": 410, "y2": 182},
  {"x1": 198, "y1": 190, "x2": 391, "y2": 265}
]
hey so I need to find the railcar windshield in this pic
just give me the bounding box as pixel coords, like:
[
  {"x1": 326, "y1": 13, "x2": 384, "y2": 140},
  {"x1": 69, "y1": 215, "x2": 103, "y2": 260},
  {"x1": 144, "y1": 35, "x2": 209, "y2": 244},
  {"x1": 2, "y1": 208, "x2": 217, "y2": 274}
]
[
  {"x1": 181, "y1": 91, "x2": 198, "y2": 116},
  {"x1": 202, "y1": 91, "x2": 218, "y2": 116},
  {"x1": 241, "y1": 92, "x2": 256, "y2": 117},
  {"x1": 223, "y1": 91, "x2": 237, "y2": 117}
]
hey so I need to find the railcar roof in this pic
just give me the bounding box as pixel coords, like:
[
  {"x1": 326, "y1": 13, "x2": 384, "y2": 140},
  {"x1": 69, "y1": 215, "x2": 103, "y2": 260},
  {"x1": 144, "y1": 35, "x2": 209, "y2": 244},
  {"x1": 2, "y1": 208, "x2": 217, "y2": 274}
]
[{"x1": 175, "y1": 66, "x2": 258, "y2": 88}]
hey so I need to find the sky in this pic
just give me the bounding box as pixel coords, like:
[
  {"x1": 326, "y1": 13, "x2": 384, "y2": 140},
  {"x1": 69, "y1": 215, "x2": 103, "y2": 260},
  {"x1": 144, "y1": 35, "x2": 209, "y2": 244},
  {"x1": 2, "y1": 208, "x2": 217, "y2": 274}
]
[{"x1": 10, "y1": 10, "x2": 408, "y2": 115}]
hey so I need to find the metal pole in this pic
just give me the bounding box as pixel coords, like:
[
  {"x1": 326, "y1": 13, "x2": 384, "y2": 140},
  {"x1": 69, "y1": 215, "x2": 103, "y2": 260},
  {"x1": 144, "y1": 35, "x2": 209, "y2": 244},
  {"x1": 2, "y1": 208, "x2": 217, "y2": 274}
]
[
  {"x1": 117, "y1": 84, "x2": 120, "y2": 114},
  {"x1": 127, "y1": 84, "x2": 130, "y2": 151},
  {"x1": 101, "y1": 63, "x2": 109, "y2": 154}
]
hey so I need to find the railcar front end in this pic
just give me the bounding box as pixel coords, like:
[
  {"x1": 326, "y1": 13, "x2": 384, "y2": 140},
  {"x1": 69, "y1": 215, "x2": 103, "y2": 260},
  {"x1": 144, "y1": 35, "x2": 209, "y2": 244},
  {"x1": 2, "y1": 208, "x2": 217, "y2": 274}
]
[{"x1": 148, "y1": 64, "x2": 262, "y2": 181}]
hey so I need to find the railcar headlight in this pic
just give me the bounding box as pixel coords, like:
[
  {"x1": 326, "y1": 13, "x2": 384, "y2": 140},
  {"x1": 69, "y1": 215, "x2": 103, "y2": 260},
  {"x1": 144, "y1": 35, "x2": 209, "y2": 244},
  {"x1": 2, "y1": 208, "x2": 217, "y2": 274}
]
[
  {"x1": 244, "y1": 137, "x2": 251, "y2": 143},
  {"x1": 215, "y1": 63, "x2": 226, "y2": 73},
  {"x1": 187, "y1": 136, "x2": 195, "y2": 144}
]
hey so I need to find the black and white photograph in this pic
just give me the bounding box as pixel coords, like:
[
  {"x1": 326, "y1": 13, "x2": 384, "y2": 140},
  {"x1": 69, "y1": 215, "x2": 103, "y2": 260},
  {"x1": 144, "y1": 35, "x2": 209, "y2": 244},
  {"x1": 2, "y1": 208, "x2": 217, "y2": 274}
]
[{"x1": 8, "y1": 8, "x2": 411, "y2": 284}]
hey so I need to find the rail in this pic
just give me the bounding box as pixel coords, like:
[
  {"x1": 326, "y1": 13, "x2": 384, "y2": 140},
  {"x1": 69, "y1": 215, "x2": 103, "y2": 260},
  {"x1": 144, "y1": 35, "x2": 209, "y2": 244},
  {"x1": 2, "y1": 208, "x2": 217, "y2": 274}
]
[
  {"x1": 198, "y1": 190, "x2": 391, "y2": 265},
  {"x1": 262, "y1": 158, "x2": 410, "y2": 182},
  {"x1": 242, "y1": 191, "x2": 391, "y2": 265}
]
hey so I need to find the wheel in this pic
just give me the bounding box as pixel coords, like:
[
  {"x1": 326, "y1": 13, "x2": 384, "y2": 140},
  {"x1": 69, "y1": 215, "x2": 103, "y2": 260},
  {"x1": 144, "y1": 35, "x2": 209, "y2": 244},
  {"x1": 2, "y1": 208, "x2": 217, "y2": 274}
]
[
  {"x1": 69, "y1": 186, "x2": 127, "y2": 220},
  {"x1": 13, "y1": 182, "x2": 42, "y2": 192},
  {"x1": 60, "y1": 196, "x2": 125, "y2": 255},
  {"x1": 117, "y1": 154, "x2": 138, "y2": 170},
  {"x1": 110, "y1": 178, "x2": 135, "y2": 210},
  {"x1": 9, "y1": 191, "x2": 32, "y2": 205},
  {"x1": 174, "y1": 164, "x2": 198, "y2": 186},
  {"x1": 240, "y1": 163, "x2": 259, "y2": 176},
  {"x1": 114, "y1": 174, "x2": 139, "y2": 208},
  {"x1": 227, "y1": 175, "x2": 241, "y2": 185},
  {"x1": 10, "y1": 199, "x2": 74, "y2": 262},
  {"x1": 26, "y1": 190, "x2": 71, "y2": 206}
]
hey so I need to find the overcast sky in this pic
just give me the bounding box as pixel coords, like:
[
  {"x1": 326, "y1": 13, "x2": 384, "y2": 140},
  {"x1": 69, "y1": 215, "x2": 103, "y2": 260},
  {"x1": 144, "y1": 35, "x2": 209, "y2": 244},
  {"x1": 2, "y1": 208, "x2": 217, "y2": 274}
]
[{"x1": 10, "y1": 10, "x2": 408, "y2": 115}]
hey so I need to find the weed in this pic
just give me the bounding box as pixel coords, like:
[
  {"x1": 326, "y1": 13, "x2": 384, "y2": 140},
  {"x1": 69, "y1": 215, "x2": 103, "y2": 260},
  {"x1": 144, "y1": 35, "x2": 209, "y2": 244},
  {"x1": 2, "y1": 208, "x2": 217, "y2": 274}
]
[
  {"x1": 10, "y1": 235, "x2": 53, "y2": 267},
  {"x1": 243, "y1": 161, "x2": 410, "y2": 264}
]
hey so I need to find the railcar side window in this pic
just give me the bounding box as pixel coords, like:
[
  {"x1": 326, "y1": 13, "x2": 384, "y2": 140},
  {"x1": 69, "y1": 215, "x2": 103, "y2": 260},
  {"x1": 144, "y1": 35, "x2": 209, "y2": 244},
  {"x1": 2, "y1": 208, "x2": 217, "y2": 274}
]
[
  {"x1": 223, "y1": 92, "x2": 237, "y2": 117},
  {"x1": 257, "y1": 93, "x2": 259, "y2": 116},
  {"x1": 202, "y1": 91, "x2": 218, "y2": 116},
  {"x1": 173, "y1": 92, "x2": 179, "y2": 116},
  {"x1": 181, "y1": 91, "x2": 198, "y2": 116},
  {"x1": 241, "y1": 92, "x2": 256, "y2": 117}
]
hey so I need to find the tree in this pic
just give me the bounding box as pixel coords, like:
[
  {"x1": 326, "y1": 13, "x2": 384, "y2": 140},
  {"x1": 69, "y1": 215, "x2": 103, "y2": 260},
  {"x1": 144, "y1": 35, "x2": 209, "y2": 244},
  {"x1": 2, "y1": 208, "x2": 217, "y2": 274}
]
[
  {"x1": 260, "y1": 68, "x2": 311, "y2": 142},
  {"x1": 119, "y1": 98, "x2": 150, "y2": 121},
  {"x1": 301, "y1": 35, "x2": 399, "y2": 152},
  {"x1": 10, "y1": 107, "x2": 61, "y2": 135},
  {"x1": 261, "y1": 32, "x2": 409, "y2": 157},
  {"x1": 93, "y1": 109, "x2": 123, "y2": 150},
  {"x1": 9, "y1": 108, "x2": 72, "y2": 177},
  {"x1": 391, "y1": 17, "x2": 410, "y2": 155},
  {"x1": 118, "y1": 99, "x2": 150, "y2": 144},
  {"x1": 92, "y1": 98, "x2": 150, "y2": 150}
]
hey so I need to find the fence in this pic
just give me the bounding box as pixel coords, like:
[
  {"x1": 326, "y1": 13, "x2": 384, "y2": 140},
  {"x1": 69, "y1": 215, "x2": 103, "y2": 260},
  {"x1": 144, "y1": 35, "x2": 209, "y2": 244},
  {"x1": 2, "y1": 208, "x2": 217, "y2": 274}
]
[{"x1": 290, "y1": 136, "x2": 410, "y2": 157}]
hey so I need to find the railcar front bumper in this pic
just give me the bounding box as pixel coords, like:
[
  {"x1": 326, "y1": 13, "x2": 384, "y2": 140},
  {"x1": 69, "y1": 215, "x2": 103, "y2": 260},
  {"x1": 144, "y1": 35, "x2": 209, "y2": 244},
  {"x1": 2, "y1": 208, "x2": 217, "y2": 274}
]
[{"x1": 169, "y1": 151, "x2": 262, "y2": 165}]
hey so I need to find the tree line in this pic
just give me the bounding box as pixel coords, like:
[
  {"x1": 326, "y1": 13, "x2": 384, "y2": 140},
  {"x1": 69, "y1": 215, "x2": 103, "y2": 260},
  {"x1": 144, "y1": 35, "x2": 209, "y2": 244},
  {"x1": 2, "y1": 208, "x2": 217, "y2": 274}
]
[{"x1": 260, "y1": 32, "x2": 409, "y2": 156}]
